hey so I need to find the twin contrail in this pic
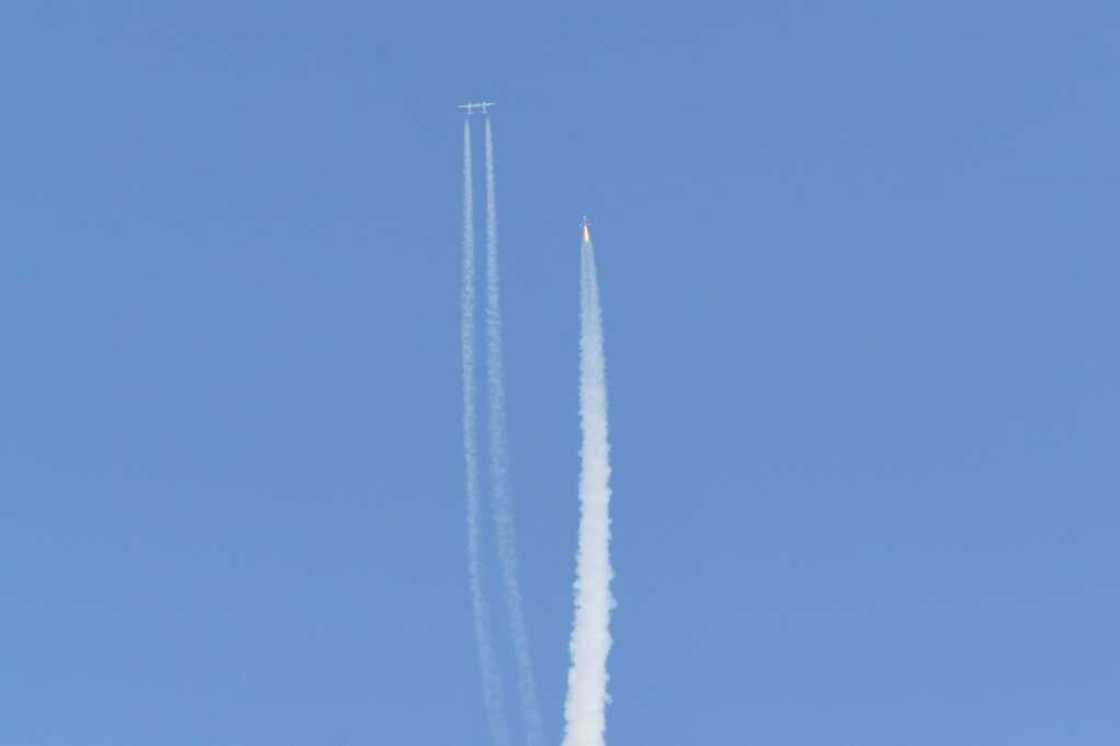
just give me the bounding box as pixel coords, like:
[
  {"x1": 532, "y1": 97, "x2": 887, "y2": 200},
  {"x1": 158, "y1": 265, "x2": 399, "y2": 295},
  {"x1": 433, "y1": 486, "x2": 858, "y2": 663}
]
[
  {"x1": 461, "y1": 118, "x2": 510, "y2": 746},
  {"x1": 562, "y1": 228, "x2": 615, "y2": 746},
  {"x1": 460, "y1": 112, "x2": 545, "y2": 746}
]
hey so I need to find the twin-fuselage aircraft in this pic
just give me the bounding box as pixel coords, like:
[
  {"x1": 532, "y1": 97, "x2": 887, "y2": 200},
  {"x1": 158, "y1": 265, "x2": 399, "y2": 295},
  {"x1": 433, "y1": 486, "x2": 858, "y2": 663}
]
[{"x1": 459, "y1": 101, "x2": 495, "y2": 115}]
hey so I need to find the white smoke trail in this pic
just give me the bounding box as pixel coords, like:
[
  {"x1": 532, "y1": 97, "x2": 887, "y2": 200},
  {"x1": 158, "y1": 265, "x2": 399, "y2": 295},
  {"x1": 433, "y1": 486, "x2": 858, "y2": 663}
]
[
  {"x1": 482, "y1": 115, "x2": 546, "y2": 746},
  {"x1": 461, "y1": 117, "x2": 510, "y2": 746},
  {"x1": 562, "y1": 232, "x2": 614, "y2": 746}
]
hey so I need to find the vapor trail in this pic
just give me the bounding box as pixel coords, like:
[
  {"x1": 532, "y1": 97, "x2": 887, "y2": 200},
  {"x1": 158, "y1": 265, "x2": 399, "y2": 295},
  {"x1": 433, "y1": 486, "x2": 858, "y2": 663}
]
[
  {"x1": 482, "y1": 115, "x2": 546, "y2": 746},
  {"x1": 562, "y1": 230, "x2": 614, "y2": 746},
  {"x1": 461, "y1": 117, "x2": 510, "y2": 746}
]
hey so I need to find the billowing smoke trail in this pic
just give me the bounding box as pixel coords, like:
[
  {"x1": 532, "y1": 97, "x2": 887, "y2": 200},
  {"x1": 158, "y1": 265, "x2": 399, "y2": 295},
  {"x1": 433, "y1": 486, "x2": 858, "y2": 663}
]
[
  {"x1": 461, "y1": 118, "x2": 510, "y2": 746},
  {"x1": 562, "y1": 229, "x2": 614, "y2": 746},
  {"x1": 482, "y1": 115, "x2": 546, "y2": 746}
]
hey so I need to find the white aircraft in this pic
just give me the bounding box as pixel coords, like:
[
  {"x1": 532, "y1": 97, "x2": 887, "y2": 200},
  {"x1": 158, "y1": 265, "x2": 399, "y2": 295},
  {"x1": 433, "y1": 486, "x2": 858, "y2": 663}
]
[{"x1": 459, "y1": 101, "x2": 495, "y2": 115}]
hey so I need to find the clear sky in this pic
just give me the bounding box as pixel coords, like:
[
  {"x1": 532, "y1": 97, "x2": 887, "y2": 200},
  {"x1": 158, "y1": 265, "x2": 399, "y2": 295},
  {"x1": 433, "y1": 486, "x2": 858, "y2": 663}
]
[{"x1": 2, "y1": 2, "x2": 1118, "y2": 744}]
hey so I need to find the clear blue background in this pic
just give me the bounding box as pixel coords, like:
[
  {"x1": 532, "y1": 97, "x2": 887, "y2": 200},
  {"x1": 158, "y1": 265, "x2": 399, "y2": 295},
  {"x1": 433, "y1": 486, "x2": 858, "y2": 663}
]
[{"x1": 2, "y1": 2, "x2": 1118, "y2": 744}]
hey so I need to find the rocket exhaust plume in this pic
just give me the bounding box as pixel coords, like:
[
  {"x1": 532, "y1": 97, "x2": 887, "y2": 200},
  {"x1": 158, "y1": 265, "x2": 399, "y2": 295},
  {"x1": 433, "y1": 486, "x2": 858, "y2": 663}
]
[
  {"x1": 483, "y1": 115, "x2": 546, "y2": 746},
  {"x1": 562, "y1": 225, "x2": 614, "y2": 746},
  {"x1": 461, "y1": 118, "x2": 510, "y2": 746}
]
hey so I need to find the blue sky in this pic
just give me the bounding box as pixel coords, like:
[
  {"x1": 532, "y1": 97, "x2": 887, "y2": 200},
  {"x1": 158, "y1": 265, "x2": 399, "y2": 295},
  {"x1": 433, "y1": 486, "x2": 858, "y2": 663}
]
[{"x1": 2, "y1": 2, "x2": 1118, "y2": 744}]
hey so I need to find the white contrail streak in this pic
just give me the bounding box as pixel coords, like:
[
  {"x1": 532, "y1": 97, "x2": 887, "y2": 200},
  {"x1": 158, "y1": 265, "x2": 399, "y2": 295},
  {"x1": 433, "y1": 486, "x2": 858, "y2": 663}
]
[
  {"x1": 483, "y1": 115, "x2": 546, "y2": 746},
  {"x1": 562, "y1": 231, "x2": 614, "y2": 746},
  {"x1": 461, "y1": 118, "x2": 510, "y2": 746}
]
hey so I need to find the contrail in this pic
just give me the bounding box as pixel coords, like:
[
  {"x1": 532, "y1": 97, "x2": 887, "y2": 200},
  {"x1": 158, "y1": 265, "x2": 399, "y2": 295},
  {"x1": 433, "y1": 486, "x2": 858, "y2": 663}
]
[
  {"x1": 562, "y1": 225, "x2": 614, "y2": 746},
  {"x1": 482, "y1": 115, "x2": 546, "y2": 746},
  {"x1": 461, "y1": 117, "x2": 510, "y2": 746}
]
